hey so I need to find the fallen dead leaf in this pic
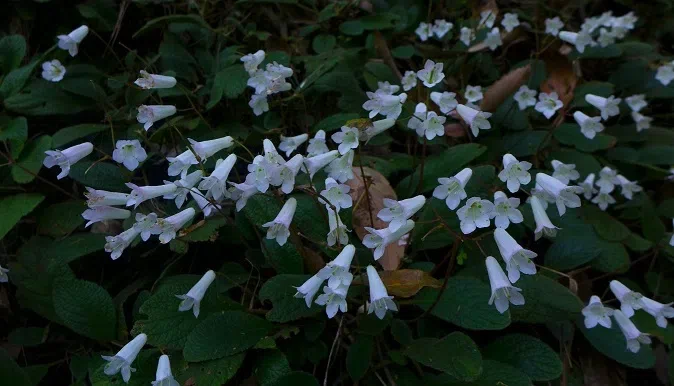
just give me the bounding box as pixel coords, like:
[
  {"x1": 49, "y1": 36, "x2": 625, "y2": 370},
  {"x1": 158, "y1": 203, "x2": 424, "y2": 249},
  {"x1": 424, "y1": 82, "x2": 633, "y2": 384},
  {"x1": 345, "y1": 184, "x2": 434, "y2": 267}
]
[
  {"x1": 540, "y1": 52, "x2": 578, "y2": 127},
  {"x1": 378, "y1": 269, "x2": 442, "y2": 298},
  {"x1": 444, "y1": 123, "x2": 466, "y2": 138},
  {"x1": 303, "y1": 248, "x2": 325, "y2": 274},
  {"x1": 346, "y1": 166, "x2": 402, "y2": 270},
  {"x1": 479, "y1": 64, "x2": 531, "y2": 112}
]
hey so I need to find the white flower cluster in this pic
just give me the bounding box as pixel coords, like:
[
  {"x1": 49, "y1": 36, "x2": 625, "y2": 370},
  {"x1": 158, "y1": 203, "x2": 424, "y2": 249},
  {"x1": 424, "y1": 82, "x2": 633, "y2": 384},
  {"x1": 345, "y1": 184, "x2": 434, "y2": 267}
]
[
  {"x1": 41, "y1": 25, "x2": 91, "y2": 82},
  {"x1": 557, "y1": 12, "x2": 637, "y2": 53},
  {"x1": 240, "y1": 50, "x2": 294, "y2": 116},
  {"x1": 415, "y1": 19, "x2": 453, "y2": 41},
  {"x1": 576, "y1": 165, "x2": 642, "y2": 211}
]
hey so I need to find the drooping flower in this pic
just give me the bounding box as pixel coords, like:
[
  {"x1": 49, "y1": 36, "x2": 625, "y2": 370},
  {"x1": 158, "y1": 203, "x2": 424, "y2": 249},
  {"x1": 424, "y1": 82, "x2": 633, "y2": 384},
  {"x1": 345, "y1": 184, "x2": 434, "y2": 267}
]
[
  {"x1": 596, "y1": 166, "x2": 619, "y2": 193},
  {"x1": 41, "y1": 60, "x2": 66, "y2": 82},
  {"x1": 167, "y1": 149, "x2": 198, "y2": 178},
  {"x1": 490, "y1": 191, "x2": 523, "y2": 229},
  {"x1": 366, "y1": 265, "x2": 398, "y2": 319},
  {"x1": 498, "y1": 154, "x2": 532, "y2": 193},
  {"x1": 513, "y1": 86, "x2": 537, "y2": 110},
  {"x1": 43, "y1": 142, "x2": 93, "y2": 180},
  {"x1": 134, "y1": 70, "x2": 177, "y2": 89},
  {"x1": 137, "y1": 105, "x2": 177, "y2": 131},
  {"x1": 501, "y1": 13, "x2": 520, "y2": 32},
  {"x1": 315, "y1": 284, "x2": 349, "y2": 319},
  {"x1": 326, "y1": 150, "x2": 354, "y2": 183},
  {"x1": 582, "y1": 295, "x2": 614, "y2": 329},
  {"x1": 304, "y1": 150, "x2": 339, "y2": 179},
  {"x1": 112, "y1": 139, "x2": 147, "y2": 171},
  {"x1": 616, "y1": 175, "x2": 642, "y2": 200},
  {"x1": 585, "y1": 94, "x2": 621, "y2": 120},
  {"x1": 433, "y1": 168, "x2": 472, "y2": 210},
  {"x1": 485, "y1": 256, "x2": 524, "y2": 314},
  {"x1": 536, "y1": 173, "x2": 583, "y2": 216},
  {"x1": 177, "y1": 270, "x2": 216, "y2": 318},
  {"x1": 609, "y1": 280, "x2": 646, "y2": 317},
  {"x1": 362, "y1": 91, "x2": 407, "y2": 120},
  {"x1": 163, "y1": 170, "x2": 203, "y2": 209},
  {"x1": 558, "y1": 30, "x2": 594, "y2": 53},
  {"x1": 432, "y1": 19, "x2": 453, "y2": 38},
  {"x1": 228, "y1": 182, "x2": 258, "y2": 212},
  {"x1": 573, "y1": 111, "x2": 604, "y2": 139},
  {"x1": 332, "y1": 126, "x2": 360, "y2": 155},
  {"x1": 85, "y1": 187, "x2": 129, "y2": 207},
  {"x1": 0, "y1": 265, "x2": 8, "y2": 283},
  {"x1": 632, "y1": 111, "x2": 653, "y2": 132},
  {"x1": 327, "y1": 209, "x2": 349, "y2": 247},
  {"x1": 484, "y1": 28, "x2": 502, "y2": 50},
  {"x1": 377, "y1": 195, "x2": 426, "y2": 232},
  {"x1": 401, "y1": 71, "x2": 417, "y2": 91},
  {"x1": 189, "y1": 187, "x2": 221, "y2": 217},
  {"x1": 363, "y1": 119, "x2": 396, "y2": 143},
  {"x1": 57, "y1": 25, "x2": 89, "y2": 56},
  {"x1": 551, "y1": 160, "x2": 580, "y2": 184},
  {"x1": 407, "y1": 102, "x2": 446, "y2": 140},
  {"x1": 101, "y1": 333, "x2": 147, "y2": 383},
  {"x1": 592, "y1": 192, "x2": 616, "y2": 211},
  {"x1": 655, "y1": 62, "x2": 674, "y2": 86},
  {"x1": 530, "y1": 196, "x2": 559, "y2": 240},
  {"x1": 152, "y1": 207, "x2": 196, "y2": 244},
  {"x1": 259, "y1": 62, "x2": 293, "y2": 95},
  {"x1": 198, "y1": 154, "x2": 237, "y2": 200},
  {"x1": 480, "y1": 10, "x2": 496, "y2": 28},
  {"x1": 105, "y1": 227, "x2": 140, "y2": 260},
  {"x1": 545, "y1": 17, "x2": 564, "y2": 36},
  {"x1": 319, "y1": 178, "x2": 352, "y2": 211},
  {"x1": 464, "y1": 85, "x2": 483, "y2": 103},
  {"x1": 307, "y1": 130, "x2": 329, "y2": 157},
  {"x1": 263, "y1": 198, "x2": 296, "y2": 246},
  {"x1": 530, "y1": 183, "x2": 555, "y2": 209},
  {"x1": 278, "y1": 134, "x2": 308, "y2": 157},
  {"x1": 132, "y1": 213, "x2": 158, "y2": 241},
  {"x1": 430, "y1": 91, "x2": 458, "y2": 114},
  {"x1": 126, "y1": 183, "x2": 177, "y2": 208},
  {"x1": 534, "y1": 92, "x2": 563, "y2": 119},
  {"x1": 363, "y1": 220, "x2": 415, "y2": 260},
  {"x1": 493, "y1": 228, "x2": 536, "y2": 283},
  {"x1": 457, "y1": 197, "x2": 494, "y2": 234},
  {"x1": 417, "y1": 60, "x2": 445, "y2": 88},
  {"x1": 152, "y1": 355, "x2": 179, "y2": 386},
  {"x1": 456, "y1": 104, "x2": 492, "y2": 137},
  {"x1": 318, "y1": 244, "x2": 355, "y2": 289},
  {"x1": 460, "y1": 27, "x2": 475, "y2": 46},
  {"x1": 614, "y1": 310, "x2": 651, "y2": 353},
  {"x1": 240, "y1": 50, "x2": 265, "y2": 75},
  {"x1": 249, "y1": 94, "x2": 269, "y2": 116},
  {"x1": 642, "y1": 297, "x2": 674, "y2": 328},
  {"x1": 189, "y1": 136, "x2": 234, "y2": 161},
  {"x1": 578, "y1": 173, "x2": 597, "y2": 200},
  {"x1": 82, "y1": 206, "x2": 131, "y2": 228},
  {"x1": 293, "y1": 274, "x2": 325, "y2": 307},
  {"x1": 270, "y1": 154, "x2": 304, "y2": 194}
]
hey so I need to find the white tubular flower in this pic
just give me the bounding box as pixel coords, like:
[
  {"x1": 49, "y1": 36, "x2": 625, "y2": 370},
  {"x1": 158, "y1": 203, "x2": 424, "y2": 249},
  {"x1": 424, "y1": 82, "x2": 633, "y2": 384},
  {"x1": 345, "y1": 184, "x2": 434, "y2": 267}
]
[
  {"x1": 536, "y1": 173, "x2": 583, "y2": 216},
  {"x1": 596, "y1": 166, "x2": 619, "y2": 193},
  {"x1": 363, "y1": 119, "x2": 396, "y2": 143},
  {"x1": 315, "y1": 284, "x2": 349, "y2": 319},
  {"x1": 433, "y1": 167, "x2": 472, "y2": 210},
  {"x1": 501, "y1": 13, "x2": 520, "y2": 32},
  {"x1": 464, "y1": 85, "x2": 484, "y2": 103},
  {"x1": 498, "y1": 154, "x2": 532, "y2": 193},
  {"x1": 480, "y1": 10, "x2": 496, "y2": 28},
  {"x1": 609, "y1": 280, "x2": 645, "y2": 317},
  {"x1": 259, "y1": 62, "x2": 293, "y2": 95},
  {"x1": 57, "y1": 25, "x2": 89, "y2": 56},
  {"x1": 558, "y1": 30, "x2": 594, "y2": 53},
  {"x1": 531, "y1": 183, "x2": 555, "y2": 209},
  {"x1": 41, "y1": 60, "x2": 66, "y2": 82},
  {"x1": 228, "y1": 182, "x2": 258, "y2": 212},
  {"x1": 642, "y1": 297, "x2": 674, "y2": 328},
  {"x1": 493, "y1": 228, "x2": 536, "y2": 283},
  {"x1": 198, "y1": 154, "x2": 237, "y2": 200},
  {"x1": 167, "y1": 150, "x2": 198, "y2": 178},
  {"x1": 456, "y1": 104, "x2": 492, "y2": 137},
  {"x1": 616, "y1": 175, "x2": 642, "y2": 200},
  {"x1": 126, "y1": 183, "x2": 177, "y2": 208},
  {"x1": 545, "y1": 17, "x2": 564, "y2": 36},
  {"x1": 133, "y1": 213, "x2": 158, "y2": 241},
  {"x1": 484, "y1": 28, "x2": 503, "y2": 51},
  {"x1": 263, "y1": 198, "x2": 296, "y2": 246},
  {"x1": 530, "y1": 196, "x2": 559, "y2": 240},
  {"x1": 613, "y1": 11, "x2": 637, "y2": 30},
  {"x1": 592, "y1": 192, "x2": 616, "y2": 211},
  {"x1": 271, "y1": 154, "x2": 304, "y2": 194},
  {"x1": 573, "y1": 111, "x2": 604, "y2": 139},
  {"x1": 581, "y1": 16, "x2": 601, "y2": 33},
  {"x1": 265, "y1": 139, "x2": 283, "y2": 163},
  {"x1": 319, "y1": 178, "x2": 352, "y2": 211},
  {"x1": 614, "y1": 310, "x2": 651, "y2": 353},
  {"x1": 367, "y1": 265, "x2": 398, "y2": 319},
  {"x1": 153, "y1": 355, "x2": 179, "y2": 386},
  {"x1": 279, "y1": 134, "x2": 308, "y2": 157},
  {"x1": 327, "y1": 209, "x2": 349, "y2": 247},
  {"x1": 632, "y1": 111, "x2": 653, "y2": 132},
  {"x1": 485, "y1": 256, "x2": 524, "y2": 314},
  {"x1": 363, "y1": 220, "x2": 415, "y2": 260},
  {"x1": 189, "y1": 188, "x2": 220, "y2": 217},
  {"x1": 326, "y1": 150, "x2": 354, "y2": 183},
  {"x1": 304, "y1": 150, "x2": 339, "y2": 179},
  {"x1": 134, "y1": 70, "x2": 177, "y2": 89},
  {"x1": 137, "y1": 105, "x2": 177, "y2": 131},
  {"x1": 457, "y1": 197, "x2": 494, "y2": 234},
  {"x1": 534, "y1": 92, "x2": 563, "y2": 119},
  {"x1": 153, "y1": 208, "x2": 195, "y2": 244},
  {"x1": 0, "y1": 264, "x2": 8, "y2": 283},
  {"x1": 417, "y1": 60, "x2": 445, "y2": 88},
  {"x1": 177, "y1": 270, "x2": 216, "y2": 318},
  {"x1": 401, "y1": 71, "x2": 417, "y2": 91},
  {"x1": 655, "y1": 62, "x2": 674, "y2": 86},
  {"x1": 247, "y1": 69, "x2": 269, "y2": 94},
  {"x1": 82, "y1": 206, "x2": 131, "y2": 228},
  {"x1": 582, "y1": 295, "x2": 614, "y2": 329},
  {"x1": 246, "y1": 156, "x2": 272, "y2": 193},
  {"x1": 43, "y1": 142, "x2": 93, "y2": 180},
  {"x1": 432, "y1": 19, "x2": 453, "y2": 38},
  {"x1": 415, "y1": 22, "x2": 433, "y2": 41},
  {"x1": 407, "y1": 103, "x2": 446, "y2": 140},
  {"x1": 362, "y1": 92, "x2": 407, "y2": 120},
  {"x1": 491, "y1": 191, "x2": 523, "y2": 229},
  {"x1": 189, "y1": 136, "x2": 234, "y2": 161},
  {"x1": 585, "y1": 94, "x2": 621, "y2": 120},
  {"x1": 378, "y1": 195, "x2": 426, "y2": 232},
  {"x1": 112, "y1": 140, "x2": 147, "y2": 171},
  {"x1": 430, "y1": 91, "x2": 458, "y2": 114},
  {"x1": 460, "y1": 27, "x2": 475, "y2": 46},
  {"x1": 85, "y1": 187, "x2": 129, "y2": 207},
  {"x1": 332, "y1": 126, "x2": 360, "y2": 155},
  {"x1": 102, "y1": 333, "x2": 146, "y2": 383},
  {"x1": 163, "y1": 170, "x2": 203, "y2": 209},
  {"x1": 307, "y1": 130, "x2": 329, "y2": 157},
  {"x1": 249, "y1": 93, "x2": 269, "y2": 116},
  {"x1": 318, "y1": 244, "x2": 355, "y2": 289},
  {"x1": 294, "y1": 274, "x2": 324, "y2": 307},
  {"x1": 551, "y1": 160, "x2": 580, "y2": 184},
  {"x1": 376, "y1": 81, "x2": 400, "y2": 95},
  {"x1": 579, "y1": 173, "x2": 598, "y2": 199},
  {"x1": 241, "y1": 50, "x2": 265, "y2": 75},
  {"x1": 105, "y1": 227, "x2": 140, "y2": 260},
  {"x1": 513, "y1": 86, "x2": 537, "y2": 110}
]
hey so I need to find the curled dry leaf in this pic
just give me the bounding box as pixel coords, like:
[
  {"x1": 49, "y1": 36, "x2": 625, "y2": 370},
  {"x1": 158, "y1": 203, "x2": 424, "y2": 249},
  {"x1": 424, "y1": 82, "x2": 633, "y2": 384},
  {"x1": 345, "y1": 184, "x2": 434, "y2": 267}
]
[
  {"x1": 346, "y1": 166, "x2": 403, "y2": 271},
  {"x1": 303, "y1": 248, "x2": 326, "y2": 274},
  {"x1": 541, "y1": 52, "x2": 578, "y2": 122},
  {"x1": 378, "y1": 269, "x2": 442, "y2": 298},
  {"x1": 479, "y1": 64, "x2": 531, "y2": 112}
]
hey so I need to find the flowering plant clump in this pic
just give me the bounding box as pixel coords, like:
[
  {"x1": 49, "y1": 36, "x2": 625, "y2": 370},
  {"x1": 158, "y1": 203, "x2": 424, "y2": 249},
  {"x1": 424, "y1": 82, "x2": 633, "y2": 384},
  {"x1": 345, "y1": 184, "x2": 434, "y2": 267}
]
[{"x1": 1, "y1": 1, "x2": 674, "y2": 385}]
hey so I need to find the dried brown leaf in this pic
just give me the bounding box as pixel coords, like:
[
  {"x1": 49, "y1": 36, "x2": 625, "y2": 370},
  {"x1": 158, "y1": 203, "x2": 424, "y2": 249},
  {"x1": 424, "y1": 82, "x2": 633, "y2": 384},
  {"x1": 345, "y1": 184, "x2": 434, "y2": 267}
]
[
  {"x1": 444, "y1": 123, "x2": 467, "y2": 138},
  {"x1": 303, "y1": 248, "x2": 325, "y2": 274},
  {"x1": 479, "y1": 64, "x2": 531, "y2": 112},
  {"x1": 378, "y1": 269, "x2": 442, "y2": 298},
  {"x1": 541, "y1": 53, "x2": 578, "y2": 109}
]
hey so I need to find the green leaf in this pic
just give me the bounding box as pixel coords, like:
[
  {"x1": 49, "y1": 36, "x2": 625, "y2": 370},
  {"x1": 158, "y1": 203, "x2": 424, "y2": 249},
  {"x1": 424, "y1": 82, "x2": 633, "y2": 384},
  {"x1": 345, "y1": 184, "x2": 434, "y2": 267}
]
[
  {"x1": 415, "y1": 277, "x2": 511, "y2": 330},
  {"x1": 397, "y1": 144, "x2": 486, "y2": 196},
  {"x1": 176, "y1": 354, "x2": 245, "y2": 386},
  {"x1": 548, "y1": 149, "x2": 600, "y2": 177},
  {"x1": 52, "y1": 124, "x2": 107, "y2": 148},
  {"x1": 392, "y1": 45, "x2": 415, "y2": 59},
  {"x1": 313, "y1": 113, "x2": 360, "y2": 133},
  {"x1": 0, "y1": 35, "x2": 27, "y2": 74},
  {"x1": 501, "y1": 130, "x2": 549, "y2": 156},
  {"x1": 0, "y1": 348, "x2": 31, "y2": 386},
  {"x1": 52, "y1": 279, "x2": 116, "y2": 341},
  {"x1": 8, "y1": 327, "x2": 46, "y2": 347},
  {"x1": 554, "y1": 123, "x2": 616, "y2": 152},
  {"x1": 617, "y1": 42, "x2": 656, "y2": 57},
  {"x1": 428, "y1": 359, "x2": 531, "y2": 386},
  {"x1": 69, "y1": 162, "x2": 129, "y2": 191},
  {"x1": 90, "y1": 349, "x2": 158, "y2": 386},
  {"x1": 570, "y1": 44, "x2": 622, "y2": 59},
  {"x1": 52, "y1": 233, "x2": 106, "y2": 264},
  {"x1": 642, "y1": 198, "x2": 665, "y2": 243},
  {"x1": 624, "y1": 232, "x2": 653, "y2": 252},
  {"x1": 572, "y1": 82, "x2": 615, "y2": 108},
  {"x1": 545, "y1": 230, "x2": 602, "y2": 271},
  {"x1": 0, "y1": 116, "x2": 27, "y2": 146},
  {"x1": 133, "y1": 14, "x2": 210, "y2": 38},
  {"x1": 0, "y1": 61, "x2": 39, "y2": 98},
  {"x1": 339, "y1": 20, "x2": 364, "y2": 36},
  {"x1": 312, "y1": 34, "x2": 336, "y2": 54},
  {"x1": 37, "y1": 200, "x2": 86, "y2": 237},
  {"x1": 180, "y1": 218, "x2": 227, "y2": 242},
  {"x1": 4, "y1": 80, "x2": 93, "y2": 116},
  {"x1": 404, "y1": 333, "x2": 482, "y2": 381},
  {"x1": 346, "y1": 335, "x2": 373, "y2": 381},
  {"x1": 263, "y1": 239, "x2": 304, "y2": 274},
  {"x1": 0, "y1": 194, "x2": 44, "y2": 241},
  {"x1": 259, "y1": 275, "x2": 322, "y2": 322},
  {"x1": 242, "y1": 194, "x2": 282, "y2": 227},
  {"x1": 208, "y1": 65, "x2": 248, "y2": 109},
  {"x1": 510, "y1": 274, "x2": 583, "y2": 323},
  {"x1": 254, "y1": 349, "x2": 291, "y2": 386},
  {"x1": 591, "y1": 241, "x2": 630, "y2": 273},
  {"x1": 637, "y1": 146, "x2": 674, "y2": 165},
  {"x1": 483, "y1": 334, "x2": 562, "y2": 381},
  {"x1": 582, "y1": 205, "x2": 630, "y2": 241},
  {"x1": 276, "y1": 372, "x2": 319, "y2": 386},
  {"x1": 183, "y1": 311, "x2": 272, "y2": 361},
  {"x1": 12, "y1": 135, "x2": 52, "y2": 184}
]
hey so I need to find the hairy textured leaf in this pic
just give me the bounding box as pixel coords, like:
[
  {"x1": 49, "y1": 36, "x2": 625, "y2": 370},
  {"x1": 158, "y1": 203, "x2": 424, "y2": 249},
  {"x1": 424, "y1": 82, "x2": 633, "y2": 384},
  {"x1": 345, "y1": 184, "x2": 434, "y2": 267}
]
[
  {"x1": 405, "y1": 333, "x2": 482, "y2": 380},
  {"x1": 52, "y1": 279, "x2": 116, "y2": 340},
  {"x1": 484, "y1": 334, "x2": 562, "y2": 381},
  {"x1": 259, "y1": 275, "x2": 322, "y2": 322}
]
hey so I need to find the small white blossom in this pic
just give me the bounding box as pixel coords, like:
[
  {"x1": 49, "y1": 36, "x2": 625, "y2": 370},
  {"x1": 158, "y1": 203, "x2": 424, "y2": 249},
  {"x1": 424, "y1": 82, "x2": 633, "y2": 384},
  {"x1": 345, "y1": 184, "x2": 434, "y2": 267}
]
[
  {"x1": 433, "y1": 168, "x2": 472, "y2": 210},
  {"x1": 612, "y1": 12, "x2": 638, "y2": 31},
  {"x1": 625, "y1": 94, "x2": 647, "y2": 113},
  {"x1": 432, "y1": 19, "x2": 453, "y2": 38},
  {"x1": 153, "y1": 355, "x2": 178, "y2": 386},
  {"x1": 112, "y1": 140, "x2": 147, "y2": 171},
  {"x1": 535, "y1": 92, "x2": 563, "y2": 119},
  {"x1": 596, "y1": 166, "x2": 620, "y2": 193},
  {"x1": 490, "y1": 191, "x2": 523, "y2": 229},
  {"x1": 551, "y1": 160, "x2": 580, "y2": 184},
  {"x1": 0, "y1": 265, "x2": 8, "y2": 283},
  {"x1": 585, "y1": 94, "x2": 621, "y2": 120},
  {"x1": 318, "y1": 244, "x2": 355, "y2": 289},
  {"x1": 263, "y1": 198, "x2": 296, "y2": 246},
  {"x1": 632, "y1": 111, "x2": 653, "y2": 132},
  {"x1": 493, "y1": 228, "x2": 536, "y2": 283},
  {"x1": 401, "y1": 71, "x2": 417, "y2": 91},
  {"x1": 407, "y1": 103, "x2": 446, "y2": 140},
  {"x1": 616, "y1": 175, "x2": 642, "y2": 200},
  {"x1": 498, "y1": 154, "x2": 532, "y2": 193},
  {"x1": 163, "y1": 170, "x2": 203, "y2": 209},
  {"x1": 582, "y1": 296, "x2": 614, "y2": 329},
  {"x1": 137, "y1": 105, "x2": 177, "y2": 131},
  {"x1": 249, "y1": 94, "x2": 269, "y2": 116},
  {"x1": 246, "y1": 156, "x2": 272, "y2": 193},
  {"x1": 102, "y1": 333, "x2": 146, "y2": 383},
  {"x1": 315, "y1": 284, "x2": 349, "y2": 319},
  {"x1": 558, "y1": 30, "x2": 594, "y2": 53},
  {"x1": 304, "y1": 150, "x2": 339, "y2": 179},
  {"x1": 484, "y1": 28, "x2": 502, "y2": 51},
  {"x1": 378, "y1": 195, "x2": 426, "y2": 232},
  {"x1": 573, "y1": 111, "x2": 604, "y2": 139},
  {"x1": 307, "y1": 130, "x2": 329, "y2": 157},
  {"x1": 326, "y1": 150, "x2": 354, "y2": 183},
  {"x1": 460, "y1": 27, "x2": 475, "y2": 46},
  {"x1": 417, "y1": 60, "x2": 445, "y2": 88},
  {"x1": 319, "y1": 178, "x2": 352, "y2": 211},
  {"x1": 614, "y1": 310, "x2": 651, "y2": 353},
  {"x1": 263, "y1": 62, "x2": 293, "y2": 95},
  {"x1": 597, "y1": 28, "x2": 616, "y2": 47},
  {"x1": 513, "y1": 86, "x2": 537, "y2": 110},
  {"x1": 415, "y1": 22, "x2": 433, "y2": 41},
  {"x1": 228, "y1": 182, "x2": 258, "y2": 212},
  {"x1": 430, "y1": 91, "x2": 458, "y2": 114},
  {"x1": 545, "y1": 17, "x2": 564, "y2": 36},
  {"x1": 198, "y1": 154, "x2": 237, "y2": 200},
  {"x1": 655, "y1": 62, "x2": 674, "y2": 86},
  {"x1": 536, "y1": 172, "x2": 583, "y2": 216},
  {"x1": 376, "y1": 81, "x2": 400, "y2": 95},
  {"x1": 530, "y1": 196, "x2": 559, "y2": 240},
  {"x1": 152, "y1": 208, "x2": 195, "y2": 244},
  {"x1": 464, "y1": 85, "x2": 483, "y2": 103},
  {"x1": 57, "y1": 25, "x2": 89, "y2": 57},
  {"x1": 84, "y1": 187, "x2": 129, "y2": 207},
  {"x1": 366, "y1": 265, "x2": 398, "y2": 319},
  {"x1": 456, "y1": 104, "x2": 492, "y2": 137},
  {"x1": 105, "y1": 227, "x2": 140, "y2": 260},
  {"x1": 134, "y1": 70, "x2": 176, "y2": 89},
  {"x1": 485, "y1": 256, "x2": 524, "y2": 314},
  {"x1": 241, "y1": 50, "x2": 265, "y2": 75},
  {"x1": 327, "y1": 209, "x2": 349, "y2": 247},
  {"x1": 592, "y1": 192, "x2": 616, "y2": 211},
  {"x1": 270, "y1": 154, "x2": 304, "y2": 194},
  {"x1": 43, "y1": 142, "x2": 93, "y2": 180},
  {"x1": 457, "y1": 197, "x2": 494, "y2": 234},
  {"x1": 132, "y1": 213, "x2": 158, "y2": 241},
  {"x1": 480, "y1": 10, "x2": 497, "y2": 28},
  {"x1": 126, "y1": 183, "x2": 177, "y2": 208},
  {"x1": 188, "y1": 136, "x2": 234, "y2": 161},
  {"x1": 167, "y1": 150, "x2": 198, "y2": 178},
  {"x1": 610, "y1": 280, "x2": 646, "y2": 317},
  {"x1": 642, "y1": 297, "x2": 674, "y2": 328},
  {"x1": 598, "y1": 12, "x2": 615, "y2": 28},
  {"x1": 279, "y1": 134, "x2": 308, "y2": 157},
  {"x1": 189, "y1": 188, "x2": 221, "y2": 217},
  {"x1": 82, "y1": 206, "x2": 131, "y2": 228},
  {"x1": 294, "y1": 275, "x2": 324, "y2": 307},
  {"x1": 177, "y1": 270, "x2": 216, "y2": 318},
  {"x1": 41, "y1": 60, "x2": 66, "y2": 82},
  {"x1": 579, "y1": 173, "x2": 598, "y2": 199},
  {"x1": 332, "y1": 126, "x2": 360, "y2": 155},
  {"x1": 501, "y1": 13, "x2": 520, "y2": 32},
  {"x1": 363, "y1": 220, "x2": 415, "y2": 260},
  {"x1": 362, "y1": 91, "x2": 407, "y2": 120}
]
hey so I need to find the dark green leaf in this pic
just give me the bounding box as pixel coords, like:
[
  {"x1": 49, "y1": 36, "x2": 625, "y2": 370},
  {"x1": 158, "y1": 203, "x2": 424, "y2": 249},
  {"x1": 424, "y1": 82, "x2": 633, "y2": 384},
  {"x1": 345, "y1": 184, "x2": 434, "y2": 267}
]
[
  {"x1": 312, "y1": 34, "x2": 336, "y2": 54},
  {"x1": 313, "y1": 113, "x2": 360, "y2": 133},
  {"x1": 554, "y1": 123, "x2": 616, "y2": 152},
  {"x1": 254, "y1": 349, "x2": 291, "y2": 386},
  {"x1": 483, "y1": 334, "x2": 562, "y2": 381},
  {"x1": 37, "y1": 200, "x2": 86, "y2": 237},
  {"x1": 259, "y1": 275, "x2": 322, "y2": 322},
  {"x1": 405, "y1": 333, "x2": 482, "y2": 380},
  {"x1": 0, "y1": 35, "x2": 27, "y2": 74},
  {"x1": 8, "y1": 327, "x2": 46, "y2": 347},
  {"x1": 133, "y1": 14, "x2": 210, "y2": 38},
  {"x1": 52, "y1": 279, "x2": 116, "y2": 340},
  {"x1": 208, "y1": 65, "x2": 248, "y2": 109},
  {"x1": 12, "y1": 135, "x2": 52, "y2": 184},
  {"x1": 176, "y1": 354, "x2": 245, "y2": 386},
  {"x1": 52, "y1": 124, "x2": 107, "y2": 148},
  {"x1": 0, "y1": 194, "x2": 44, "y2": 241},
  {"x1": 510, "y1": 275, "x2": 583, "y2": 323},
  {"x1": 0, "y1": 348, "x2": 31, "y2": 386},
  {"x1": 69, "y1": 162, "x2": 129, "y2": 191},
  {"x1": 572, "y1": 82, "x2": 615, "y2": 108},
  {"x1": 346, "y1": 335, "x2": 373, "y2": 381}
]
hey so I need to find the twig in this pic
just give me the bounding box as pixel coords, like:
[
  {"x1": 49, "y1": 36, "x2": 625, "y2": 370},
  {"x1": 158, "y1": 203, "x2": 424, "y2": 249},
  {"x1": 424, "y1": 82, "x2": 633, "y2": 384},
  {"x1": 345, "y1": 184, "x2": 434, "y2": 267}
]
[{"x1": 324, "y1": 316, "x2": 344, "y2": 386}]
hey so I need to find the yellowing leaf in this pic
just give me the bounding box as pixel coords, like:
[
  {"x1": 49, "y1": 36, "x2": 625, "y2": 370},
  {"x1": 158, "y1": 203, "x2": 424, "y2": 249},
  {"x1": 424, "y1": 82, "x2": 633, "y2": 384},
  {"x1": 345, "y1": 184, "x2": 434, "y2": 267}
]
[{"x1": 378, "y1": 269, "x2": 442, "y2": 298}]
